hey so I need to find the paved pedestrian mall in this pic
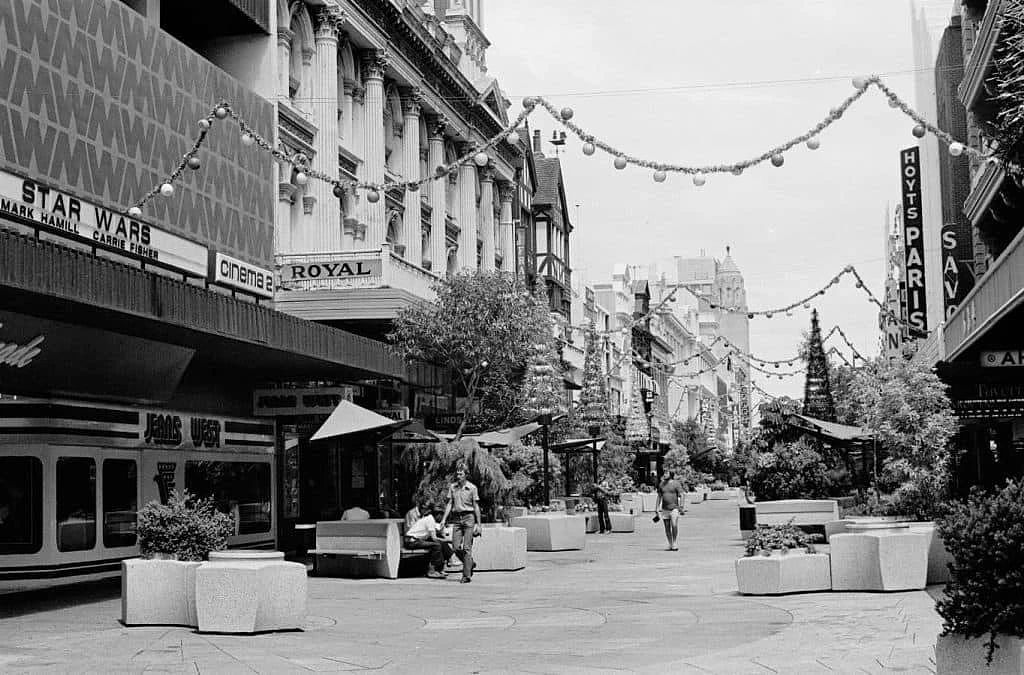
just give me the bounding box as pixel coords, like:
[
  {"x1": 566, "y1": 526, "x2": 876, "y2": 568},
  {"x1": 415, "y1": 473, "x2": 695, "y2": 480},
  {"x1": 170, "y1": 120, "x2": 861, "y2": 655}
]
[{"x1": 0, "y1": 500, "x2": 942, "y2": 673}]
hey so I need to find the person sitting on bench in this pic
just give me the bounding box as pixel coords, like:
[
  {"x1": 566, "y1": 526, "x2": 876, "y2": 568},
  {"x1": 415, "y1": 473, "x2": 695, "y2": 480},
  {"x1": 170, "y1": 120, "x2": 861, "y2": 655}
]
[
  {"x1": 341, "y1": 505, "x2": 370, "y2": 521},
  {"x1": 404, "y1": 502, "x2": 452, "y2": 579}
]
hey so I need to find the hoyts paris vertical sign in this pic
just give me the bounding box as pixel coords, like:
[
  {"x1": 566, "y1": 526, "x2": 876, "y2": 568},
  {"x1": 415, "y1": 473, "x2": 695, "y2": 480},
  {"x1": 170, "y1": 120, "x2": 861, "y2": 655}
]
[{"x1": 900, "y1": 147, "x2": 927, "y2": 333}]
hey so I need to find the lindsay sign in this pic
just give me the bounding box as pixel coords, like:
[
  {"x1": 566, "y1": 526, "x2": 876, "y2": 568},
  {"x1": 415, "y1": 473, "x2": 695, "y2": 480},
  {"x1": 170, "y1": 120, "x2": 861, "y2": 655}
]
[
  {"x1": 279, "y1": 258, "x2": 382, "y2": 283},
  {"x1": 0, "y1": 324, "x2": 44, "y2": 368},
  {"x1": 0, "y1": 171, "x2": 208, "y2": 277}
]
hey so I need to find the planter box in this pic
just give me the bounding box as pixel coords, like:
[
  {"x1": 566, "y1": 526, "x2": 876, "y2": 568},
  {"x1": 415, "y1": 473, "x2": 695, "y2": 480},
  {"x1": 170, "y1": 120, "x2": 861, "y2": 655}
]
[
  {"x1": 935, "y1": 633, "x2": 1024, "y2": 674},
  {"x1": 471, "y1": 525, "x2": 527, "y2": 571},
  {"x1": 735, "y1": 550, "x2": 832, "y2": 595},
  {"x1": 510, "y1": 514, "x2": 586, "y2": 551},
  {"x1": 826, "y1": 516, "x2": 911, "y2": 541},
  {"x1": 195, "y1": 551, "x2": 307, "y2": 634},
  {"x1": 609, "y1": 513, "x2": 635, "y2": 533},
  {"x1": 121, "y1": 558, "x2": 200, "y2": 627},
  {"x1": 829, "y1": 525, "x2": 928, "y2": 591},
  {"x1": 907, "y1": 521, "x2": 953, "y2": 585}
]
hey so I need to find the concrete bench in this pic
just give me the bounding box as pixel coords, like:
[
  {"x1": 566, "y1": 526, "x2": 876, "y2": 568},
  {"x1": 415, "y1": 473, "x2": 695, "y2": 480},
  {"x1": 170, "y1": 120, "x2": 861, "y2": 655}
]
[
  {"x1": 195, "y1": 551, "x2": 306, "y2": 633},
  {"x1": 829, "y1": 523, "x2": 928, "y2": 591},
  {"x1": 510, "y1": 514, "x2": 586, "y2": 551},
  {"x1": 469, "y1": 524, "x2": 527, "y2": 571},
  {"x1": 754, "y1": 500, "x2": 840, "y2": 529},
  {"x1": 583, "y1": 512, "x2": 636, "y2": 533},
  {"x1": 311, "y1": 519, "x2": 429, "y2": 579}
]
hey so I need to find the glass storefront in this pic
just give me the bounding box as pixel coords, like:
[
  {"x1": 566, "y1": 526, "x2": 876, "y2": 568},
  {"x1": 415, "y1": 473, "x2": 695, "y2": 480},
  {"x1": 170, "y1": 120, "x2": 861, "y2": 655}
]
[
  {"x1": 0, "y1": 456, "x2": 43, "y2": 554},
  {"x1": 56, "y1": 457, "x2": 96, "y2": 552},
  {"x1": 186, "y1": 460, "x2": 272, "y2": 535}
]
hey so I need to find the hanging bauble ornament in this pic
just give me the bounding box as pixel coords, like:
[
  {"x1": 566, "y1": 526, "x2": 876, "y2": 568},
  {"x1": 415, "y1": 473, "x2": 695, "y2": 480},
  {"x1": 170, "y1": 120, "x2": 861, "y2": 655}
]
[
  {"x1": 186, "y1": 156, "x2": 201, "y2": 170},
  {"x1": 770, "y1": 154, "x2": 785, "y2": 167},
  {"x1": 366, "y1": 189, "x2": 381, "y2": 203},
  {"x1": 692, "y1": 173, "x2": 706, "y2": 187},
  {"x1": 159, "y1": 183, "x2": 175, "y2": 197},
  {"x1": 506, "y1": 131, "x2": 520, "y2": 146},
  {"x1": 856, "y1": 281, "x2": 863, "y2": 288},
  {"x1": 829, "y1": 107, "x2": 842, "y2": 118},
  {"x1": 765, "y1": 312, "x2": 773, "y2": 318},
  {"x1": 474, "y1": 152, "x2": 490, "y2": 167},
  {"x1": 333, "y1": 184, "x2": 346, "y2": 199},
  {"x1": 560, "y1": 107, "x2": 574, "y2": 121},
  {"x1": 407, "y1": 181, "x2": 419, "y2": 192},
  {"x1": 127, "y1": 206, "x2": 142, "y2": 218},
  {"x1": 198, "y1": 118, "x2": 211, "y2": 130},
  {"x1": 948, "y1": 142, "x2": 965, "y2": 157},
  {"x1": 803, "y1": 302, "x2": 811, "y2": 309},
  {"x1": 240, "y1": 132, "x2": 255, "y2": 147},
  {"x1": 889, "y1": 98, "x2": 901, "y2": 108},
  {"x1": 731, "y1": 166, "x2": 743, "y2": 176},
  {"x1": 806, "y1": 138, "x2": 820, "y2": 150},
  {"x1": 774, "y1": 364, "x2": 780, "y2": 369},
  {"x1": 522, "y1": 97, "x2": 536, "y2": 109},
  {"x1": 294, "y1": 172, "x2": 309, "y2": 186},
  {"x1": 786, "y1": 311, "x2": 792, "y2": 317},
  {"x1": 214, "y1": 106, "x2": 229, "y2": 119},
  {"x1": 653, "y1": 170, "x2": 667, "y2": 183},
  {"x1": 851, "y1": 76, "x2": 868, "y2": 91},
  {"x1": 747, "y1": 312, "x2": 754, "y2": 319},
  {"x1": 582, "y1": 142, "x2": 596, "y2": 156},
  {"x1": 613, "y1": 156, "x2": 627, "y2": 170}
]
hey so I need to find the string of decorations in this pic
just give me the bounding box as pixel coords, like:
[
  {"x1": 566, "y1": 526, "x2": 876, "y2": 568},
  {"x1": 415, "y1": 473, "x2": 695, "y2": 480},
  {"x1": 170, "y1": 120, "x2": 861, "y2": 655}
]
[
  {"x1": 129, "y1": 76, "x2": 993, "y2": 241},
  {"x1": 822, "y1": 325, "x2": 868, "y2": 364},
  {"x1": 529, "y1": 75, "x2": 998, "y2": 186}
]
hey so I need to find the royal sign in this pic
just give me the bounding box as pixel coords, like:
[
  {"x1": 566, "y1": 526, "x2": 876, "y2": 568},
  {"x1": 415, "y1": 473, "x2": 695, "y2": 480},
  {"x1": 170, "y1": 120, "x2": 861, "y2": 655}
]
[
  {"x1": 278, "y1": 258, "x2": 382, "y2": 283},
  {"x1": 0, "y1": 171, "x2": 208, "y2": 277},
  {"x1": 899, "y1": 148, "x2": 928, "y2": 333},
  {"x1": 209, "y1": 251, "x2": 274, "y2": 299}
]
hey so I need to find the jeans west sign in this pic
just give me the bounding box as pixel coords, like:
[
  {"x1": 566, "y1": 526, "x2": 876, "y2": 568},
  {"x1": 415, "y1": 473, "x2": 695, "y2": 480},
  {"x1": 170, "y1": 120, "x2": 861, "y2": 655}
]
[{"x1": 0, "y1": 171, "x2": 208, "y2": 277}]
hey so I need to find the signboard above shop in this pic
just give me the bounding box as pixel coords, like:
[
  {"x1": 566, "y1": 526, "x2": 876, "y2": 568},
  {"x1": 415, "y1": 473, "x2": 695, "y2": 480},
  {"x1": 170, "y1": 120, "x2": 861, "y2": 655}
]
[
  {"x1": 981, "y1": 350, "x2": 1024, "y2": 367},
  {"x1": 209, "y1": 251, "x2": 274, "y2": 299},
  {"x1": 252, "y1": 386, "x2": 359, "y2": 417},
  {"x1": 0, "y1": 171, "x2": 208, "y2": 277}
]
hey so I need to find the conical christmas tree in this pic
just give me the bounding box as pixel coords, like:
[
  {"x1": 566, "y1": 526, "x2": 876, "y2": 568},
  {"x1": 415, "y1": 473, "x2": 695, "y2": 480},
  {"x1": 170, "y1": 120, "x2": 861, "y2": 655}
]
[
  {"x1": 802, "y1": 309, "x2": 836, "y2": 421},
  {"x1": 520, "y1": 283, "x2": 566, "y2": 420},
  {"x1": 577, "y1": 321, "x2": 611, "y2": 435}
]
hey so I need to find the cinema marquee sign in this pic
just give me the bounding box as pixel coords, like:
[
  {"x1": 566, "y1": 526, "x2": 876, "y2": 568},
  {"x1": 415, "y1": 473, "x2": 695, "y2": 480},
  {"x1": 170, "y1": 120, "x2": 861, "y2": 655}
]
[
  {"x1": 209, "y1": 251, "x2": 274, "y2": 299},
  {"x1": 899, "y1": 147, "x2": 928, "y2": 333},
  {"x1": 278, "y1": 258, "x2": 382, "y2": 283},
  {"x1": 0, "y1": 171, "x2": 208, "y2": 277}
]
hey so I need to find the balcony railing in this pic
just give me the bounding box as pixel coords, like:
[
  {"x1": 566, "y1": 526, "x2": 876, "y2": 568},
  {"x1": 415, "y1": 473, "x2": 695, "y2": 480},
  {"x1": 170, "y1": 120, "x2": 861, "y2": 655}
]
[
  {"x1": 943, "y1": 224, "x2": 1024, "y2": 359},
  {"x1": 276, "y1": 245, "x2": 438, "y2": 302},
  {"x1": 959, "y1": 0, "x2": 1004, "y2": 109}
]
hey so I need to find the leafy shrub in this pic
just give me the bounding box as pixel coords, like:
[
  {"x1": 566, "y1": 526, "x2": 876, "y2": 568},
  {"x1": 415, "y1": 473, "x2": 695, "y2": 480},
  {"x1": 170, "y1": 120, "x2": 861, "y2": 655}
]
[
  {"x1": 600, "y1": 474, "x2": 636, "y2": 501},
  {"x1": 136, "y1": 490, "x2": 235, "y2": 561},
  {"x1": 491, "y1": 443, "x2": 563, "y2": 507},
  {"x1": 748, "y1": 438, "x2": 831, "y2": 501},
  {"x1": 936, "y1": 480, "x2": 1024, "y2": 663},
  {"x1": 743, "y1": 521, "x2": 821, "y2": 557},
  {"x1": 406, "y1": 439, "x2": 511, "y2": 519}
]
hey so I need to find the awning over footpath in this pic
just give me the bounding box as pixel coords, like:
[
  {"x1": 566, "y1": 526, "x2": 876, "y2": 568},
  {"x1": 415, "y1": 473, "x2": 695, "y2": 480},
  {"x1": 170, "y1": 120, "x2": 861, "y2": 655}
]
[
  {"x1": 549, "y1": 438, "x2": 606, "y2": 453},
  {"x1": 311, "y1": 400, "x2": 413, "y2": 441},
  {"x1": 435, "y1": 421, "x2": 543, "y2": 447},
  {"x1": 787, "y1": 414, "x2": 874, "y2": 442}
]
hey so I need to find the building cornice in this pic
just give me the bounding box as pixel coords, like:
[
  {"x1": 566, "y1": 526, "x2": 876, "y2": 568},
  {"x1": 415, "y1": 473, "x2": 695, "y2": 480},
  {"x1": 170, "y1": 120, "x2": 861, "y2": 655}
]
[{"x1": 959, "y1": 0, "x2": 1004, "y2": 109}]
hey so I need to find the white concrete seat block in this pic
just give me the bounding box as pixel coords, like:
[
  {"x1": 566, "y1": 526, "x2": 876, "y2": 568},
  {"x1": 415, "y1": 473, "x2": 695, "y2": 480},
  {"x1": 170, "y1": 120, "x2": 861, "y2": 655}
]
[
  {"x1": 755, "y1": 500, "x2": 840, "y2": 526},
  {"x1": 687, "y1": 492, "x2": 704, "y2": 505},
  {"x1": 735, "y1": 551, "x2": 832, "y2": 595},
  {"x1": 708, "y1": 490, "x2": 730, "y2": 500},
  {"x1": 641, "y1": 493, "x2": 658, "y2": 512},
  {"x1": 473, "y1": 525, "x2": 527, "y2": 571},
  {"x1": 510, "y1": 514, "x2": 586, "y2": 551},
  {"x1": 935, "y1": 633, "x2": 1024, "y2": 674},
  {"x1": 907, "y1": 521, "x2": 953, "y2": 585},
  {"x1": 196, "y1": 553, "x2": 307, "y2": 633},
  {"x1": 829, "y1": 531, "x2": 928, "y2": 591},
  {"x1": 609, "y1": 513, "x2": 635, "y2": 532},
  {"x1": 121, "y1": 559, "x2": 200, "y2": 627}
]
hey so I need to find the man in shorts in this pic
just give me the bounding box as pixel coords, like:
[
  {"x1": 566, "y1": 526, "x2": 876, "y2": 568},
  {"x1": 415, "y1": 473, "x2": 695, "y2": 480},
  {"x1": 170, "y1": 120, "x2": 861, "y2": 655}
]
[{"x1": 655, "y1": 471, "x2": 684, "y2": 550}]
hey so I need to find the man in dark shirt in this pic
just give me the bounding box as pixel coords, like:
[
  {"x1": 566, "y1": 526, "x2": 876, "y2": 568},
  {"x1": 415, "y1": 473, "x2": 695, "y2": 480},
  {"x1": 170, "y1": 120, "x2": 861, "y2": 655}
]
[{"x1": 655, "y1": 471, "x2": 684, "y2": 550}]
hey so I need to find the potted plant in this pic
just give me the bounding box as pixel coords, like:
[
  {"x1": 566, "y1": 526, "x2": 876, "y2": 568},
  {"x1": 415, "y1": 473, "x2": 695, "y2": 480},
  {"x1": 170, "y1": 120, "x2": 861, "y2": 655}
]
[
  {"x1": 121, "y1": 490, "x2": 235, "y2": 627},
  {"x1": 934, "y1": 480, "x2": 1024, "y2": 673},
  {"x1": 735, "y1": 522, "x2": 830, "y2": 595}
]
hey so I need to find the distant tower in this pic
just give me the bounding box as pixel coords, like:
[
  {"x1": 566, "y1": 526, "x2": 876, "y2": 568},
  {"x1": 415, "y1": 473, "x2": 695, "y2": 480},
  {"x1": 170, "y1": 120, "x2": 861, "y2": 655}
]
[{"x1": 715, "y1": 246, "x2": 752, "y2": 436}]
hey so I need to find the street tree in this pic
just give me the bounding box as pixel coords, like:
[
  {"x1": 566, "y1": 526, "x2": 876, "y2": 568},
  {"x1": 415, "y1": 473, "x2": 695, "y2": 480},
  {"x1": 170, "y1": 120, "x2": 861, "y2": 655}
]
[{"x1": 389, "y1": 270, "x2": 545, "y2": 440}]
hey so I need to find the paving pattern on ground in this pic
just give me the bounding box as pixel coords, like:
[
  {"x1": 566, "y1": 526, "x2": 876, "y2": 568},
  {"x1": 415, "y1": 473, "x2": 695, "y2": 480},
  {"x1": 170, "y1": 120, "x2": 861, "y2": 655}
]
[{"x1": 0, "y1": 500, "x2": 942, "y2": 673}]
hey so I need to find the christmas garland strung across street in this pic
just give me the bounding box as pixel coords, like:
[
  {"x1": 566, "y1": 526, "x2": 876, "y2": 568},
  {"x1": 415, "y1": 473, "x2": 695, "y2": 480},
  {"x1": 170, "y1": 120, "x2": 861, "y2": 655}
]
[
  {"x1": 129, "y1": 76, "x2": 997, "y2": 233},
  {"x1": 823, "y1": 325, "x2": 867, "y2": 364}
]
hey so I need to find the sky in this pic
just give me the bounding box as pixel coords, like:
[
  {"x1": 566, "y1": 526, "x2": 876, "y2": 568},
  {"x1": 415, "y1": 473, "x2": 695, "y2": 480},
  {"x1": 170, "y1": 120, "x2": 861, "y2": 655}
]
[{"x1": 484, "y1": 0, "x2": 949, "y2": 403}]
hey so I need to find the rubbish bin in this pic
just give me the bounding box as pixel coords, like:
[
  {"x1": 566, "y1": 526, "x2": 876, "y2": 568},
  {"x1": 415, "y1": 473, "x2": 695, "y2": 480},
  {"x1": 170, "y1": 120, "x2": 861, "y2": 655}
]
[{"x1": 294, "y1": 523, "x2": 316, "y2": 557}]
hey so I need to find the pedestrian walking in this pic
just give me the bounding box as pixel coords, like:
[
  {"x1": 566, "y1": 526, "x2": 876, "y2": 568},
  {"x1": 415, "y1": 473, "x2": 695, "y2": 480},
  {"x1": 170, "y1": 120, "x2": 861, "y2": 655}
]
[
  {"x1": 439, "y1": 463, "x2": 481, "y2": 583},
  {"x1": 593, "y1": 481, "x2": 612, "y2": 534},
  {"x1": 654, "y1": 471, "x2": 685, "y2": 550}
]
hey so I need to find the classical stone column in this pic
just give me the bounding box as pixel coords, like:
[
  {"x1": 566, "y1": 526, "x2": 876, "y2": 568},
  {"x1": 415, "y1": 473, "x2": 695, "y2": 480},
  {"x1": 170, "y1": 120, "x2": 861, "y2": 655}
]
[
  {"x1": 277, "y1": 27, "x2": 293, "y2": 101},
  {"x1": 457, "y1": 142, "x2": 478, "y2": 270},
  {"x1": 400, "y1": 87, "x2": 422, "y2": 265},
  {"x1": 362, "y1": 49, "x2": 388, "y2": 247},
  {"x1": 425, "y1": 115, "x2": 447, "y2": 274},
  {"x1": 347, "y1": 84, "x2": 366, "y2": 247},
  {"x1": 478, "y1": 165, "x2": 495, "y2": 271},
  {"x1": 498, "y1": 182, "x2": 515, "y2": 273},
  {"x1": 309, "y1": 6, "x2": 343, "y2": 252}
]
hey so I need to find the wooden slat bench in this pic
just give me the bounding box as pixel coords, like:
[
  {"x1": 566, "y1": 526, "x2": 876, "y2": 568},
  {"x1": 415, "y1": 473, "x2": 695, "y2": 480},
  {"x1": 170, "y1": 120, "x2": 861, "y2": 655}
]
[{"x1": 310, "y1": 519, "x2": 430, "y2": 579}]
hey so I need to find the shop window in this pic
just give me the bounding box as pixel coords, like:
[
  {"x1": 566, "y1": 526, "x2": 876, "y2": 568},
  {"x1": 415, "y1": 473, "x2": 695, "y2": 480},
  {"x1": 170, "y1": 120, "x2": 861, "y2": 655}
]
[
  {"x1": 0, "y1": 456, "x2": 43, "y2": 554},
  {"x1": 185, "y1": 461, "x2": 271, "y2": 535},
  {"x1": 103, "y1": 459, "x2": 137, "y2": 548},
  {"x1": 56, "y1": 457, "x2": 97, "y2": 552}
]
